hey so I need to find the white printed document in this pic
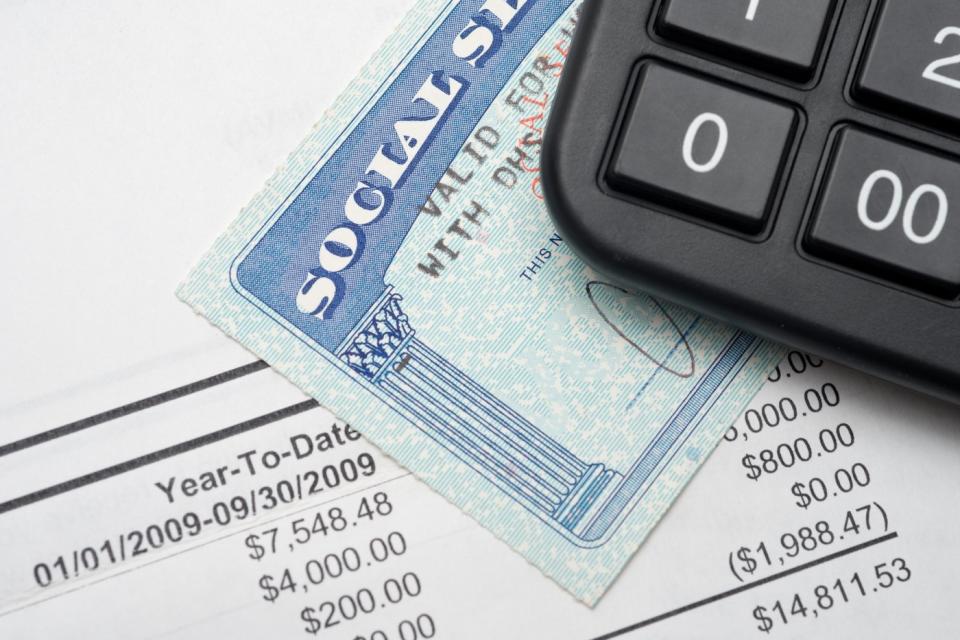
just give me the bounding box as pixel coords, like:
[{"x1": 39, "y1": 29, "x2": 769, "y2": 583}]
[{"x1": 2, "y1": 1, "x2": 958, "y2": 638}]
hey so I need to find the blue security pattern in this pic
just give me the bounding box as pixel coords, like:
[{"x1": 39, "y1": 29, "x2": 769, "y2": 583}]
[
  {"x1": 230, "y1": 0, "x2": 759, "y2": 546},
  {"x1": 233, "y1": 0, "x2": 571, "y2": 354},
  {"x1": 334, "y1": 288, "x2": 755, "y2": 544}
]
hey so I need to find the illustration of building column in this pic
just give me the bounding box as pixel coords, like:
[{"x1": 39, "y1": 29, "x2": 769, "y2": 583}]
[{"x1": 337, "y1": 288, "x2": 621, "y2": 533}]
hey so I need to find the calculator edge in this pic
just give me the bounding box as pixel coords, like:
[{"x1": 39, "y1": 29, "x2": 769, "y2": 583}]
[{"x1": 542, "y1": 0, "x2": 960, "y2": 406}]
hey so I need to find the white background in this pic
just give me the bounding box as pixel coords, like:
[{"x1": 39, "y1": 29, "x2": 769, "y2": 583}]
[{"x1": 0, "y1": 0, "x2": 416, "y2": 433}]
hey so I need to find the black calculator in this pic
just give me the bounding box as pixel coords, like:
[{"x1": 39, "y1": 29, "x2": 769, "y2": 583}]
[{"x1": 542, "y1": 0, "x2": 960, "y2": 405}]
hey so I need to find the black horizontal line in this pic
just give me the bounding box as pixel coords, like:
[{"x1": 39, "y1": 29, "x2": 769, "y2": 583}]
[
  {"x1": 591, "y1": 531, "x2": 899, "y2": 639},
  {"x1": 0, "y1": 399, "x2": 319, "y2": 515},
  {"x1": 0, "y1": 360, "x2": 269, "y2": 458}
]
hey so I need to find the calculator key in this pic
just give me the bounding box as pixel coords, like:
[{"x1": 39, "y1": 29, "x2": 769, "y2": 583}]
[
  {"x1": 608, "y1": 62, "x2": 797, "y2": 232},
  {"x1": 806, "y1": 127, "x2": 960, "y2": 295},
  {"x1": 855, "y1": 0, "x2": 960, "y2": 131},
  {"x1": 658, "y1": 0, "x2": 836, "y2": 80}
]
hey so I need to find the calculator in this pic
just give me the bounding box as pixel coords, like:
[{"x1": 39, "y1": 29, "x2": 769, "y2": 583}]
[{"x1": 542, "y1": 0, "x2": 960, "y2": 405}]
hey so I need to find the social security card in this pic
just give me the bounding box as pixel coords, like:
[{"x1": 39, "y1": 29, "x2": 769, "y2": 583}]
[{"x1": 178, "y1": 0, "x2": 783, "y2": 604}]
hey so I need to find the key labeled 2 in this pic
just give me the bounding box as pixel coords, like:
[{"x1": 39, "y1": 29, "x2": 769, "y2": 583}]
[
  {"x1": 607, "y1": 61, "x2": 797, "y2": 233},
  {"x1": 855, "y1": 0, "x2": 960, "y2": 132}
]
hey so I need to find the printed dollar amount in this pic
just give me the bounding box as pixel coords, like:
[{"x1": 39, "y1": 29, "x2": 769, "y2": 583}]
[
  {"x1": 742, "y1": 423, "x2": 855, "y2": 480},
  {"x1": 751, "y1": 558, "x2": 912, "y2": 633},
  {"x1": 259, "y1": 532, "x2": 408, "y2": 602},
  {"x1": 353, "y1": 613, "x2": 437, "y2": 640},
  {"x1": 765, "y1": 352, "x2": 824, "y2": 383},
  {"x1": 300, "y1": 573, "x2": 423, "y2": 634},
  {"x1": 245, "y1": 491, "x2": 395, "y2": 560},
  {"x1": 30, "y1": 468, "x2": 381, "y2": 589},
  {"x1": 724, "y1": 382, "x2": 840, "y2": 444},
  {"x1": 791, "y1": 464, "x2": 871, "y2": 509},
  {"x1": 728, "y1": 503, "x2": 890, "y2": 581}
]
